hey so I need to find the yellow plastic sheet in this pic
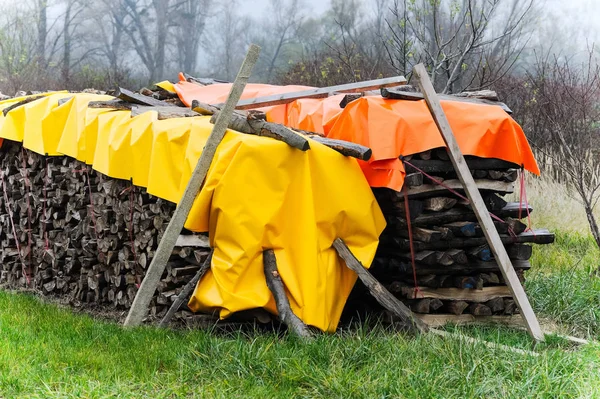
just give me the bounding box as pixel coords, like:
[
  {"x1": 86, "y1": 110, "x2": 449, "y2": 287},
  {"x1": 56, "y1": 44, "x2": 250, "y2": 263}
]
[
  {"x1": 183, "y1": 121, "x2": 385, "y2": 331},
  {"x1": 0, "y1": 92, "x2": 385, "y2": 332}
]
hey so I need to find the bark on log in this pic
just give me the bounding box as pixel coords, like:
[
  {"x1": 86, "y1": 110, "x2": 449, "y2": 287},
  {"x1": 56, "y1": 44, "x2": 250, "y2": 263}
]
[
  {"x1": 333, "y1": 238, "x2": 428, "y2": 333},
  {"x1": 159, "y1": 250, "x2": 213, "y2": 327},
  {"x1": 263, "y1": 249, "x2": 312, "y2": 338}
]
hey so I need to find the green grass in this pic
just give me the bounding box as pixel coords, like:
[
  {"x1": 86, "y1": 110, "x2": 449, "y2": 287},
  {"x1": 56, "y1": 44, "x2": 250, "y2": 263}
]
[
  {"x1": 1, "y1": 281, "x2": 600, "y2": 398},
  {"x1": 527, "y1": 231, "x2": 600, "y2": 337}
]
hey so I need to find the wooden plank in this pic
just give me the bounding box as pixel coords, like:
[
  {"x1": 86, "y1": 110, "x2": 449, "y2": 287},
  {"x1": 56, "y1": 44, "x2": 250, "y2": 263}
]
[
  {"x1": 388, "y1": 230, "x2": 554, "y2": 252},
  {"x1": 332, "y1": 238, "x2": 428, "y2": 333},
  {"x1": 131, "y1": 105, "x2": 200, "y2": 119},
  {"x1": 381, "y1": 87, "x2": 513, "y2": 114},
  {"x1": 388, "y1": 259, "x2": 531, "y2": 276},
  {"x1": 232, "y1": 76, "x2": 407, "y2": 110},
  {"x1": 416, "y1": 314, "x2": 525, "y2": 328},
  {"x1": 406, "y1": 179, "x2": 515, "y2": 198},
  {"x1": 124, "y1": 44, "x2": 261, "y2": 327},
  {"x1": 430, "y1": 329, "x2": 538, "y2": 357},
  {"x1": 413, "y1": 63, "x2": 544, "y2": 341},
  {"x1": 402, "y1": 286, "x2": 512, "y2": 301},
  {"x1": 175, "y1": 235, "x2": 210, "y2": 247},
  {"x1": 403, "y1": 158, "x2": 519, "y2": 174},
  {"x1": 116, "y1": 87, "x2": 175, "y2": 108}
]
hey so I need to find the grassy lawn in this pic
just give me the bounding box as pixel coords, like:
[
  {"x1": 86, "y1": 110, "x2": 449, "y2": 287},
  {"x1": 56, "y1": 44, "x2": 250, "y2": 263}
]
[
  {"x1": 1, "y1": 176, "x2": 600, "y2": 398},
  {"x1": 0, "y1": 288, "x2": 599, "y2": 399}
]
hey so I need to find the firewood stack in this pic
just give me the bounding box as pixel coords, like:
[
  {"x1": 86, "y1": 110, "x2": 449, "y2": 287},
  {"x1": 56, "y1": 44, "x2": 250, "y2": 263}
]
[
  {"x1": 369, "y1": 148, "x2": 554, "y2": 325},
  {"x1": 0, "y1": 140, "x2": 209, "y2": 318}
]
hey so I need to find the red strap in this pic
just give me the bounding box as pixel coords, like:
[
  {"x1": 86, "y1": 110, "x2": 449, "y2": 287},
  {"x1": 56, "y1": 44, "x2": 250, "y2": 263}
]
[
  {"x1": 402, "y1": 184, "x2": 421, "y2": 297},
  {"x1": 402, "y1": 158, "x2": 517, "y2": 238},
  {"x1": 519, "y1": 169, "x2": 535, "y2": 235}
]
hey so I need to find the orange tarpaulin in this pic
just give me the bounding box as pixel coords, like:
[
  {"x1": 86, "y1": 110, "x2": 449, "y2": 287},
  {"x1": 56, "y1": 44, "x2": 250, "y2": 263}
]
[
  {"x1": 174, "y1": 79, "x2": 539, "y2": 191},
  {"x1": 325, "y1": 96, "x2": 540, "y2": 190}
]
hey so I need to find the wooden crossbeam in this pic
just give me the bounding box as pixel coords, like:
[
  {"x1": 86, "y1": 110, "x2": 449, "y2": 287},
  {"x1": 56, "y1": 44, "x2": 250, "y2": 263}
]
[
  {"x1": 230, "y1": 76, "x2": 407, "y2": 110},
  {"x1": 123, "y1": 44, "x2": 261, "y2": 327},
  {"x1": 412, "y1": 63, "x2": 544, "y2": 342},
  {"x1": 381, "y1": 88, "x2": 513, "y2": 114}
]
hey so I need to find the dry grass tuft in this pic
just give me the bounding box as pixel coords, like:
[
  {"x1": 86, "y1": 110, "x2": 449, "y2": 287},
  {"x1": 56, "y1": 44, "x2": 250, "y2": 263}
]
[{"x1": 510, "y1": 173, "x2": 599, "y2": 234}]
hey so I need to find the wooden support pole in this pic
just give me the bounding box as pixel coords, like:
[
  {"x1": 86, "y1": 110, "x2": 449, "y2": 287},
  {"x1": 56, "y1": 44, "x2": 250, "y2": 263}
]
[
  {"x1": 123, "y1": 44, "x2": 261, "y2": 327},
  {"x1": 412, "y1": 63, "x2": 544, "y2": 342},
  {"x1": 158, "y1": 250, "x2": 214, "y2": 327},
  {"x1": 332, "y1": 238, "x2": 428, "y2": 334},
  {"x1": 263, "y1": 249, "x2": 312, "y2": 338}
]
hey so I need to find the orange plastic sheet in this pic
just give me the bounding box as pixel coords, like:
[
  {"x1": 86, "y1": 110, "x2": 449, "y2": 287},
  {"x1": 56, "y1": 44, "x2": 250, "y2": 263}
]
[
  {"x1": 325, "y1": 97, "x2": 540, "y2": 190},
  {"x1": 174, "y1": 80, "x2": 345, "y2": 133},
  {"x1": 0, "y1": 93, "x2": 385, "y2": 332},
  {"x1": 174, "y1": 80, "x2": 540, "y2": 191}
]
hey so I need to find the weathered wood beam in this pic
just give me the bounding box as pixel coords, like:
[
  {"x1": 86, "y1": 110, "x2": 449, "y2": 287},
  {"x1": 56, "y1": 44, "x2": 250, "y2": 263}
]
[
  {"x1": 332, "y1": 238, "x2": 428, "y2": 333},
  {"x1": 158, "y1": 250, "x2": 214, "y2": 327},
  {"x1": 403, "y1": 158, "x2": 519, "y2": 174},
  {"x1": 87, "y1": 99, "x2": 133, "y2": 111},
  {"x1": 430, "y1": 329, "x2": 538, "y2": 357},
  {"x1": 386, "y1": 259, "x2": 532, "y2": 276},
  {"x1": 413, "y1": 63, "x2": 544, "y2": 341},
  {"x1": 231, "y1": 76, "x2": 407, "y2": 110},
  {"x1": 123, "y1": 44, "x2": 261, "y2": 327},
  {"x1": 401, "y1": 286, "x2": 512, "y2": 302},
  {"x1": 381, "y1": 87, "x2": 513, "y2": 114},
  {"x1": 116, "y1": 87, "x2": 176, "y2": 108},
  {"x1": 263, "y1": 249, "x2": 312, "y2": 338},
  {"x1": 392, "y1": 202, "x2": 533, "y2": 228},
  {"x1": 175, "y1": 234, "x2": 210, "y2": 247},
  {"x1": 308, "y1": 136, "x2": 372, "y2": 161},
  {"x1": 417, "y1": 314, "x2": 524, "y2": 328},
  {"x1": 406, "y1": 179, "x2": 515, "y2": 198},
  {"x1": 131, "y1": 105, "x2": 200, "y2": 119}
]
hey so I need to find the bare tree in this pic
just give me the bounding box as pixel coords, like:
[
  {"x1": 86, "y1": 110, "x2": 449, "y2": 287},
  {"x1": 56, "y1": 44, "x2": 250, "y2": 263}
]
[
  {"x1": 0, "y1": 10, "x2": 39, "y2": 93},
  {"x1": 253, "y1": 0, "x2": 305, "y2": 82},
  {"x1": 205, "y1": 1, "x2": 250, "y2": 81},
  {"x1": 173, "y1": 0, "x2": 210, "y2": 75},
  {"x1": 524, "y1": 52, "x2": 600, "y2": 249},
  {"x1": 122, "y1": 0, "x2": 174, "y2": 82},
  {"x1": 36, "y1": 0, "x2": 49, "y2": 68},
  {"x1": 384, "y1": 0, "x2": 535, "y2": 93}
]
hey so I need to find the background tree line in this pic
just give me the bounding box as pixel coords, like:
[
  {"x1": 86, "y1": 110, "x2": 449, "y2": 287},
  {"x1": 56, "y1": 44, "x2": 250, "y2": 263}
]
[{"x1": 0, "y1": 0, "x2": 598, "y2": 246}]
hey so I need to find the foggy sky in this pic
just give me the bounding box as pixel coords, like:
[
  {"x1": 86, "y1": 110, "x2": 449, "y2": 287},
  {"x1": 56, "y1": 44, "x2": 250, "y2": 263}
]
[{"x1": 239, "y1": 0, "x2": 600, "y2": 44}]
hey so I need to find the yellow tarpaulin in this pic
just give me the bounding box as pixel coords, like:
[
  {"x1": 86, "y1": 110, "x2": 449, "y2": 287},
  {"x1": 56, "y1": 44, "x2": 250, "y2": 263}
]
[{"x1": 0, "y1": 93, "x2": 385, "y2": 332}]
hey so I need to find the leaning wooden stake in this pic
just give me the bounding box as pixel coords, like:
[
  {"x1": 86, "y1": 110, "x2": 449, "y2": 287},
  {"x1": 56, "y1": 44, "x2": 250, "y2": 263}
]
[
  {"x1": 332, "y1": 238, "x2": 428, "y2": 334},
  {"x1": 124, "y1": 44, "x2": 261, "y2": 327},
  {"x1": 412, "y1": 63, "x2": 544, "y2": 342},
  {"x1": 158, "y1": 250, "x2": 214, "y2": 327},
  {"x1": 263, "y1": 249, "x2": 312, "y2": 338}
]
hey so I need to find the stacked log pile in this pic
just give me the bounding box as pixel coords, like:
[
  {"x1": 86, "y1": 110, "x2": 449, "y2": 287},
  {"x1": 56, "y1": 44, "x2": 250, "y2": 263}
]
[
  {"x1": 0, "y1": 140, "x2": 209, "y2": 318},
  {"x1": 370, "y1": 149, "x2": 554, "y2": 325}
]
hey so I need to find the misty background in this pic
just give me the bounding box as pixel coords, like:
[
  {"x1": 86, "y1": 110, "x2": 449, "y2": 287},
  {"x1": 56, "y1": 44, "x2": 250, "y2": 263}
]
[{"x1": 0, "y1": 0, "x2": 598, "y2": 93}]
